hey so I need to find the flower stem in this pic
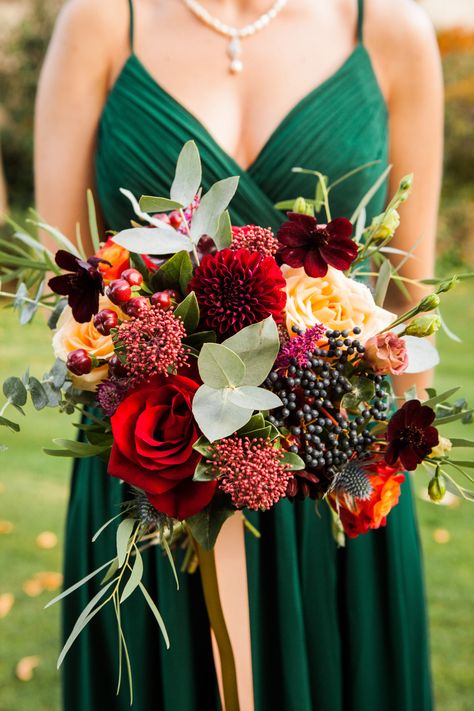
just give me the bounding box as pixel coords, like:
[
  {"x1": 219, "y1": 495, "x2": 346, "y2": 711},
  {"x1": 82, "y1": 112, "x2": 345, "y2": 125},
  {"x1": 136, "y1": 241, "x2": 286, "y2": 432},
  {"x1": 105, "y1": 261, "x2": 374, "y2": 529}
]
[
  {"x1": 194, "y1": 539, "x2": 240, "y2": 711},
  {"x1": 179, "y1": 209, "x2": 200, "y2": 265}
]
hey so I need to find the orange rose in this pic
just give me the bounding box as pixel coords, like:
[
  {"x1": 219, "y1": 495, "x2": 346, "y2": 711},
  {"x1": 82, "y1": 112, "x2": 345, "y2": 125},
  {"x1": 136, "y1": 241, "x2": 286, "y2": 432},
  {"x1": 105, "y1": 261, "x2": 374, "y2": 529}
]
[
  {"x1": 329, "y1": 462, "x2": 404, "y2": 538},
  {"x1": 52, "y1": 296, "x2": 126, "y2": 390},
  {"x1": 284, "y1": 265, "x2": 395, "y2": 343},
  {"x1": 95, "y1": 238, "x2": 130, "y2": 282}
]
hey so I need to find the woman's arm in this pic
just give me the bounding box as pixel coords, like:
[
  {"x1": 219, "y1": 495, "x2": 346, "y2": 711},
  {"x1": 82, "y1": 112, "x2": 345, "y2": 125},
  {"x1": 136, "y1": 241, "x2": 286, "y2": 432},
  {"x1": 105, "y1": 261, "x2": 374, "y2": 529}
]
[
  {"x1": 34, "y1": 0, "x2": 128, "y2": 254},
  {"x1": 367, "y1": 0, "x2": 444, "y2": 396}
]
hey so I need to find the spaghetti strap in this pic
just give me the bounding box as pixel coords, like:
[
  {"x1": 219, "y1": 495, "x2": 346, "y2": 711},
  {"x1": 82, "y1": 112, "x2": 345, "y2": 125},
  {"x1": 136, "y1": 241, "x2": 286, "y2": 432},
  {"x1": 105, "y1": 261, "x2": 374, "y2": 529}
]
[
  {"x1": 357, "y1": 0, "x2": 364, "y2": 43},
  {"x1": 127, "y1": 0, "x2": 135, "y2": 52}
]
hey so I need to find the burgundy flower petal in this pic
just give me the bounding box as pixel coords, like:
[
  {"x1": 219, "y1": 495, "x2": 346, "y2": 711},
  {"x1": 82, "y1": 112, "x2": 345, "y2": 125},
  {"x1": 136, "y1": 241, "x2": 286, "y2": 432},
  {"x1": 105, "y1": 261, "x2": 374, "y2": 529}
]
[
  {"x1": 55, "y1": 249, "x2": 79, "y2": 272},
  {"x1": 303, "y1": 249, "x2": 329, "y2": 278},
  {"x1": 412, "y1": 405, "x2": 436, "y2": 429},
  {"x1": 320, "y1": 240, "x2": 358, "y2": 271},
  {"x1": 278, "y1": 246, "x2": 308, "y2": 268},
  {"x1": 48, "y1": 273, "x2": 77, "y2": 296},
  {"x1": 326, "y1": 217, "x2": 353, "y2": 240},
  {"x1": 399, "y1": 448, "x2": 421, "y2": 471}
]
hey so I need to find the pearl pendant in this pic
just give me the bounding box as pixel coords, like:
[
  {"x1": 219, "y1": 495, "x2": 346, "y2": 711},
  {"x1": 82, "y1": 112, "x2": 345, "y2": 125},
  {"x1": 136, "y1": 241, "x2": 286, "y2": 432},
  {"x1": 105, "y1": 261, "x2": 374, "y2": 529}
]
[{"x1": 228, "y1": 36, "x2": 243, "y2": 74}]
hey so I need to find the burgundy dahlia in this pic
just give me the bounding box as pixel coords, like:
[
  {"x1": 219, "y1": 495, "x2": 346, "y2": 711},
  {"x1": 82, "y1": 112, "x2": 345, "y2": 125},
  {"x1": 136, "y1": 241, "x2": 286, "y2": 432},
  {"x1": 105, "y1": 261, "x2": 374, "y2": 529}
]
[
  {"x1": 385, "y1": 399, "x2": 439, "y2": 471},
  {"x1": 189, "y1": 248, "x2": 287, "y2": 336},
  {"x1": 276, "y1": 212, "x2": 357, "y2": 278},
  {"x1": 230, "y1": 224, "x2": 279, "y2": 257},
  {"x1": 48, "y1": 250, "x2": 110, "y2": 323}
]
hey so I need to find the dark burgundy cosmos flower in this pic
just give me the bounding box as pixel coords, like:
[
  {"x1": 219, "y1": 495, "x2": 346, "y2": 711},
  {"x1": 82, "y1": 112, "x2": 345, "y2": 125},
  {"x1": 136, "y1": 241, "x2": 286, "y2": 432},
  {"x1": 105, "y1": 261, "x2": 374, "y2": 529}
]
[
  {"x1": 48, "y1": 250, "x2": 110, "y2": 323},
  {"x1": 276, "y1": 212, "x2": 357, "y2": 278},
  {"x1": 189, "y1": 247, "x2": 287, "y2": 336},
  {"x1": 385, "y1": 399, "x2": 439, "y2": 471}
]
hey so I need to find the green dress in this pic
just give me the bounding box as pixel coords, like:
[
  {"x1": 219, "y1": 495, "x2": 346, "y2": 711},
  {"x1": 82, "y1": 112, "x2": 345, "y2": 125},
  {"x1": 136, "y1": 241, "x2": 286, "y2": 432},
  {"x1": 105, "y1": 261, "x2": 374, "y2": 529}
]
[{"x1": 62, "y1": 1, "x2": 432, "y2": 708}]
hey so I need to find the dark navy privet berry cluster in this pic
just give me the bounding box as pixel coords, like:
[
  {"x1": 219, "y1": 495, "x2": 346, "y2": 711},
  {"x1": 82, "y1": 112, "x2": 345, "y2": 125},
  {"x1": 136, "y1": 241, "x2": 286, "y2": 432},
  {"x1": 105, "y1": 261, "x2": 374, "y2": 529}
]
[{"x1": 264, "y1": 327, "x2": 389, "y2": 499}]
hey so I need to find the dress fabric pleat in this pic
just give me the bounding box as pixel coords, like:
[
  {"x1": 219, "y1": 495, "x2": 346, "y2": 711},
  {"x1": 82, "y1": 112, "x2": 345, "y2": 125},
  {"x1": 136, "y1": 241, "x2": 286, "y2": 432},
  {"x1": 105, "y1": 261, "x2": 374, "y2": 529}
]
[{"x1": 62, "y1": 42, "x2": 433, "y2": 711}]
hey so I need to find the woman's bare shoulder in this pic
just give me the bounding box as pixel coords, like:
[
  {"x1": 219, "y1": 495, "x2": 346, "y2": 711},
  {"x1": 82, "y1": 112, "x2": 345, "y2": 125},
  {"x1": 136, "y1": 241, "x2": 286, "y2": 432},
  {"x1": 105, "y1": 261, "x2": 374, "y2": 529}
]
[{"x1": 364, "y1": 0, "x2": 441, "y2": 98}]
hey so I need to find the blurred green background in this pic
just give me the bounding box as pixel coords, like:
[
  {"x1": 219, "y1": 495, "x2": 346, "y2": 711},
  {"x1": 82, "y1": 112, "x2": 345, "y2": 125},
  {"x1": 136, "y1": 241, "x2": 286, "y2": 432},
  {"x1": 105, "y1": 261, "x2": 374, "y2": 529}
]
[{"x1": 0, "y1": 3, "x2": 473, "y2": 711}]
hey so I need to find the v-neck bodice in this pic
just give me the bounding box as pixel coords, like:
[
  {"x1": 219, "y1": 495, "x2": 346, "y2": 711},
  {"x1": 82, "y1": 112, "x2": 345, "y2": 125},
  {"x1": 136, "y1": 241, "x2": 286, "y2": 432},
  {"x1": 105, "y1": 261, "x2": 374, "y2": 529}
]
[{"x1": 95, "y1": 43, "x2": 388, "y2": 232}]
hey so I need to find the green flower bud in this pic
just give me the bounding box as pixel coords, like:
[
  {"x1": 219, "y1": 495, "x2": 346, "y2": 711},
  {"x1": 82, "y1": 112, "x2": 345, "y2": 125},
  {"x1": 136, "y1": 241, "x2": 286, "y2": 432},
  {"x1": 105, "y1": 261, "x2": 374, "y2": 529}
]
[
  {"x1": 398, "y1": 174, "x2": 413, "y2": 201},
  {"x1": 436, "y1": 276, "x2": 459, "y2": 294},
  {"x1": 370, "y1": 209, "x2": 400, "y2": 241},
  {"x1": 292, "y1": 197, "x2": 310, "y2": 215},
  {"x1": 418, "y1": 293, "x2": 441, "y2": 312},
  {"x1": 428, "y1": 473, "x2": 446, "y2": 502},
  {"x1": 405, "y1": 315, "x2": 441, "y2": 338}
]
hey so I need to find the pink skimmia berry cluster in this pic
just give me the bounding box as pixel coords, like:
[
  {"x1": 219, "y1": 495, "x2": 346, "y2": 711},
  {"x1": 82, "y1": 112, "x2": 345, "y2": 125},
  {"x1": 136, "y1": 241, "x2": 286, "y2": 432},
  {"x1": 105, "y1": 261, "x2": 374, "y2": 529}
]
[
  {"x1": 210, "y1": 436, "x2": 294, "y2": 510},
  {"x1": 115, "y1": 304, "x2": 188, "y2": 382},
  {"x1": 230, "y1": 224, "x2": 279, "y2": 257}
]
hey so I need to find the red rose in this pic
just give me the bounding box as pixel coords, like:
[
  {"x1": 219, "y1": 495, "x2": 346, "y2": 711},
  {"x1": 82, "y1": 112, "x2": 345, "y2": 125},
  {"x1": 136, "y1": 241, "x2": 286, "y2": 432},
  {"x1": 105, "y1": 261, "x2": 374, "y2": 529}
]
[{"x1": 108, "y1": 373, "x2": 216, "y2": 519}]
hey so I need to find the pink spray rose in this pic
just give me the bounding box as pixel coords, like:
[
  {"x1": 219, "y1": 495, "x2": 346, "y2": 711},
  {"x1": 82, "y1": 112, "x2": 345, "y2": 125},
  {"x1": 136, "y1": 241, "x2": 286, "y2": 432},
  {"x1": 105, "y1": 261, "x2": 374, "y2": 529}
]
[{"x1": 364, "y1": 331, "x2": 408, "y2": 376}]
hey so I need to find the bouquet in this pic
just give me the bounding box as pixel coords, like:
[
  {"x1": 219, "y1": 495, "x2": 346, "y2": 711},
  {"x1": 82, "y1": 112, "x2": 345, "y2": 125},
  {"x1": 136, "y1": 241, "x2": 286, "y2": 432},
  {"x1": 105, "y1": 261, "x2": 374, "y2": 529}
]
[{"x1": 1, "y1": 141, "x2": 472, "y2": 708}]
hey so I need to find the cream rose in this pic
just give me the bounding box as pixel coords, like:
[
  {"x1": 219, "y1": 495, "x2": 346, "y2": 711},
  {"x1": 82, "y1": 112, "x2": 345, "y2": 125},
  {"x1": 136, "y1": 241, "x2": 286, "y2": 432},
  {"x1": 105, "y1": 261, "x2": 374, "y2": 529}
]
[
  {"x1": 284, "y1": 266, "x2": 395, "y2": 343},
  {"x1": 52, "y1": 296, "x2": 125, "y2": 391}
]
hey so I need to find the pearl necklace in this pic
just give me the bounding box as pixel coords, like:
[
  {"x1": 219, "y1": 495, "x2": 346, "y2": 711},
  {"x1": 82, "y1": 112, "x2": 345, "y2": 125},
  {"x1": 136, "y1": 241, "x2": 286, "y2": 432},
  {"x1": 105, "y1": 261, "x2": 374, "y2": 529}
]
[{"x1": 182, "y1": 0, "x2": 288, "y2": 73}]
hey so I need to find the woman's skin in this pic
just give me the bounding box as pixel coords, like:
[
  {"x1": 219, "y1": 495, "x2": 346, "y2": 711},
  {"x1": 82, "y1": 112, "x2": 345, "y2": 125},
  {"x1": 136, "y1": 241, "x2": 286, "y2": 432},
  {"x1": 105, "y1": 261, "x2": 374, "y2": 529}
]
[{"x1": 35, "y1": 1, "x2": 443, "y2": 708}]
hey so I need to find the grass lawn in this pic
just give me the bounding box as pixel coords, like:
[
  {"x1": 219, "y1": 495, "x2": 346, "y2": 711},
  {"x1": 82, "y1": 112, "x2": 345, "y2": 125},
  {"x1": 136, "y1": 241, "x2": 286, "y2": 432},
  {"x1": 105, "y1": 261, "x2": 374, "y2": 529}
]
[{"x1": 0, "y1": 285, "x2": 473, "y2": 711}]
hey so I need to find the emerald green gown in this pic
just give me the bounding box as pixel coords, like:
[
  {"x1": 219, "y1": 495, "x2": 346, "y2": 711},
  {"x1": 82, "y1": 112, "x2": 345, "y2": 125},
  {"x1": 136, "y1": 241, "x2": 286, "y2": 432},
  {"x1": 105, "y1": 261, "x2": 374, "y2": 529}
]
[{"x1": 62, "y1": 1, "x2": 433, "y2": 708}]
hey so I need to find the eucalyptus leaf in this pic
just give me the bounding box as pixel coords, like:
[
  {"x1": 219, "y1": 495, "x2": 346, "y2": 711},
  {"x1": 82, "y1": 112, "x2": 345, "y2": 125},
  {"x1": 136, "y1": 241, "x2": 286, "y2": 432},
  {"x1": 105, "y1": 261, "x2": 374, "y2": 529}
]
[
  {"x1": 192, "y1": 435, "x2": 213, "y2": 456},
  {"x1": 57, "y1": 580, "x2": 116, "y2": 669},
  {"x1": 341, "y1": 376, "x2": 375, "y2": 410},
  {"x1": 190, "y1": 177, "x2": 239, "y2": 241},
  {"x1": 0, "y1": 416, "x2": 20, "y2": 433},
  {"x1": 374, "y1": 259, "x2": 392, "y2": 307},
  {"x1": 192, "y1": 385, "x2": 254, "y2": 441},
  {"x1": 116, "y1": 518, "x2": 135, "y2": 568},
  {"x1": 222, "y1": 316, "x2": 280, "y2": 385},
  {"x1": 138, "y1": 581, "x2": 170, "y2": 649},
  {"x1": 92, "y1": 512, "x2": 125, "y2": 543},
  {"x1": 44, "y1": 557, "x2": 115, "y2": 609},
  {"x1": 170, "y1": 141, "x2": 202, "y2": 207},
  {"x1": 139, "y1": 196, "x2": 184, "y2": 213},
  {"x1": 49, "y1": 358, "x2": 68, "y2": 389},
  {"x1": 3, "y1": 377, "x2": 27, "y2": 407},
  {"x1": 30, "y1": 220, "x2": 82, "y2": 259},
  {"x1": 435, "y1": 409, "x2": 474, "y2": 425},
  {"x1": 113, "y1": 227, "x2": 192, "y2": 255},
  {"x1": 150, "y1": 250, "x2": 193, "y2": 294},
  {"x1": 162, "y1": 536, "x2": 180, "y2": 591},
  {"x1": 173, "y1": 291, "x2": 200, "y2": 333},
  {"x1": 186, "y1": 495, "x2": 234, "y2": 550},
  {"x1": 87, "y1": 189, "x2": 101, "y2": 253},
  {"x1": 120, "y1": 549, "x2": 143, "y2": 603},
  {"x1": 198, "y1": 343, "x2": 246, "y2": 389},
  {"x1": 44, "y1": 439, "x2": 110, "y2": 458},
  {"x1": 227, "y1": 386, "x2": 283, "y2": 410},
  {"x1": 350, "y1": 165, "x2": 392, "y2": 224},
  {"x1": 214, "y1": 210, "x2": 233, "y2": 249},
  {"x1": 47, "y1": 299, "x2": 67, "y2": 330},
  {"x1": 450, "y1": 438, "x2": 474, "y2": 448},
  {"x1": 423, "y1": 387, "x2": 461, "y2": 409},
  {"x1": 28, "y1": 377, "x2": 48, "y2": 410}
]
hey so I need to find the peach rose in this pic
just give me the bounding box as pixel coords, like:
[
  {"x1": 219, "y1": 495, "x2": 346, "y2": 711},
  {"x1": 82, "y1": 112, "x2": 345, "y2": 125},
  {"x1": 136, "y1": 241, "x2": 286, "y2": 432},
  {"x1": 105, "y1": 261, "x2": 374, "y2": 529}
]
[
  {"x1": 364, "y1": 331, "x2": 408, "y2": 375},
  {"x1": 283, "y1": 265, "x2": 395, "y2": 343},
  {"x1": 52, "y1": 296, "x2": 125, "y2": 391}
]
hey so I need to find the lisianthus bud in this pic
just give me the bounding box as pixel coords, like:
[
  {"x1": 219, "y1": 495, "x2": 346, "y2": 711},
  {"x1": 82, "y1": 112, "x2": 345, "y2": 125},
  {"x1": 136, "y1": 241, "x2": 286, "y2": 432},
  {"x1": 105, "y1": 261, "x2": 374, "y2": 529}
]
[
  {"x1": 364, "y1": 331, "x2": 408, "y2": 375},
  {"x1": 292, "y1": 197, "x2": 312, "y2": 215},
  {"x1": 429, "y1": 436, "x2": 453, "y2": 459},
  {"x1": 370, "y1": 209, "x2": 400, "y2": 241},
  {"x1": 437, "y1": 276, "x2": 458, "y2": 294},
  {"x1": 428, "y1": 473, "x2": 446, "y2": 502},
  {"x1": 418, "y1": 293, "x2": 440, "y2": 312},
  {"x1": 405, "y1": 315, "x2": 441, "y2": 338},
  {"x1": 398, "y1": 174, "x2": 413, "y2": 201}
]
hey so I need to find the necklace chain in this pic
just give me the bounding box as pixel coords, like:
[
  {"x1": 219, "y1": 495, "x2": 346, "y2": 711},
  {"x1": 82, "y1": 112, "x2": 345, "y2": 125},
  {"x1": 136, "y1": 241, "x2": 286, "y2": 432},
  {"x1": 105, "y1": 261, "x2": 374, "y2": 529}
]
[{"x1": 182, "y1": 0, "x2": 288, "y2": 73}]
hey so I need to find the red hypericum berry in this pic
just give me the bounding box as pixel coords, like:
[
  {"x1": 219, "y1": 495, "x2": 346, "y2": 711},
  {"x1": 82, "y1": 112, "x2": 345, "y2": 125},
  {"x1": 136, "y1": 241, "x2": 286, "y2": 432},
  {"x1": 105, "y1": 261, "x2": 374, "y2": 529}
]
[
  {"x1": 169, "y1": 211, "x2": 182, "y2": 228},
  {"x1": 153, "y1": 213, "x2": 170, "y2": 225},
  {"x1": 164, "y1": 289, "x2": 179, "y2": 301},
  {"x1": 120, "y1": 268, "x2": 143, "y2": 287},
  {"x1": 106, "y1": 279, "x2": 132, "y2": 305},
  {"x1": 108, "y1": 354, "x2": 128, "y2": 378},
  {"x1": 123, "y1": 296, "x2": 150, "y2": 318},
  {"x1": 67, "y1": 348, "x2": 92, "y2": 375},
  {"x1": 197, "y1": 235, "x2": 217, "y2": 255},
  {"x1": 93, "y1": 308, "x2": 119, "y2": 336},
  {"x1": 150, "y1": 291, "x2": 172, "y2": 310}
]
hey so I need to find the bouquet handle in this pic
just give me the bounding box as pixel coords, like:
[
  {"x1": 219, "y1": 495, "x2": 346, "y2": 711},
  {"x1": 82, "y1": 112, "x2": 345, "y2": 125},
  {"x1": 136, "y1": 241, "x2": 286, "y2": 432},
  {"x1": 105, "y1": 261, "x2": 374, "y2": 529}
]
[{"x1": 195, "y1": 540, "x2": 241, "y2": 711}]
